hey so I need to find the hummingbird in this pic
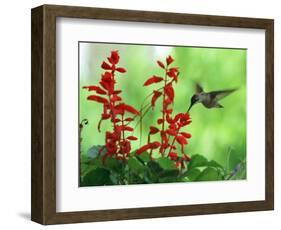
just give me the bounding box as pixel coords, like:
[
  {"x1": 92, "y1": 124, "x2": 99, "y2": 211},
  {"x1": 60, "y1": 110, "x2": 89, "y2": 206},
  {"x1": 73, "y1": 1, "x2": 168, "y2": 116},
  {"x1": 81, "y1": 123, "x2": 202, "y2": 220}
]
[{"x1": 187, "y1": 83, "x2": 237, "y2": 112}]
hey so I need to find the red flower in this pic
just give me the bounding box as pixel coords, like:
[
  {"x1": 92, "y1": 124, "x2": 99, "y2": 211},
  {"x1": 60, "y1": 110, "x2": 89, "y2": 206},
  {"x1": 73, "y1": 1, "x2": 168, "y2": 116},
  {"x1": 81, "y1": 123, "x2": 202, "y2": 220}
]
[
  {"x1": 168, "y1": 152, "x2": 178, "y2": 161},
  {"x1": 180, "y1": 132, "x2": 192, "y2": 139},
  {"x1": 136, "y1": 141, "x2": 161, "y2": 155},
  {"x1": 111, "y1": 94, "x2": 122, "y2": 102},
  {"x1": 123, "y1": 104, "x2": 140, "y2": 115},
  {"x1": 101, "y1": 61, "x2": 112, "y2": 70},
  {"x1": 124, "y1": 117, "x2": 134, "y2": 122},
  {"x1": 115, "y1": 103, "x2": 139, "y2": 115},
  {"x1": 176, "y1": 135, "x2": 188, "y2": 145},
  {"x1": 167, "y1": 68, "x2": 179, "y2": 78},
  {"x1": 127, "y1": 136, "x2": 138, "y2": 141},
  {"x1": 116, "y1": 67, "x2": 126, "y2": 73},
  {"x1": 87, "y1": 95, "x2": 108, "y2": 104},
  {"x1": 136, "y1": 143, "x2": 151, "y2": 155},
  {"x1": 143, "y1": 76, "x2": 163, "y2": 86},
  {"x1": 149, "y1": 141, "x2": 161, "y2": 149},
  {"x1": 151, "y1": 90, "x2": 162, "y2": 107},
  {"x1": 165, "y1": 83, "x2": 174, "y2": 101}
]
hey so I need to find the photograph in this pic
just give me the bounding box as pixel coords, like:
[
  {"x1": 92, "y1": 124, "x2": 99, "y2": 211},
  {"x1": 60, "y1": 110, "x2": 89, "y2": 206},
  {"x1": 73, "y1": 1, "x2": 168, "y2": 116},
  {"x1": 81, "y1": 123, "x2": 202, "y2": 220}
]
[
  {"x1": 79, "y1": 42, "x2": 247, "y2": 186},
  {"x1": 29, "y1": 4, "x2": 274, "y2": 224}
]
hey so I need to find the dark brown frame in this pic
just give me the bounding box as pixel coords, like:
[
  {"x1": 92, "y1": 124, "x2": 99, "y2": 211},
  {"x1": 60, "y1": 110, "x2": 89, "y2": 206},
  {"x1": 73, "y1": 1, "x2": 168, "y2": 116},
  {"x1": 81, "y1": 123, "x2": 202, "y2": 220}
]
[{"x1": 31, "y1": 4, "x2": 274, "y2": 225}]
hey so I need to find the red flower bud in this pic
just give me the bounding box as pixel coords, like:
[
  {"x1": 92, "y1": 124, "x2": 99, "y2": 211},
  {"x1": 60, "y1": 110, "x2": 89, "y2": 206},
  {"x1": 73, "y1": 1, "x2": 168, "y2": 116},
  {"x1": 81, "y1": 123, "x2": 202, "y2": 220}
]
[
  {"x1": 149, "y1": 126, "x2": 159, "y2": 135},
  {"x1": 116, "y1": 67, "x2": 126, "y2": 73},
  {"x1": 127, "y1": 136, "x2": 138, "y2": 141},
  {"x1": 157, "y1": 60, "x2": 165, "y2": 69},
  {"x1": 110, "y1": 50, "x2": 120, "y2": 64},
  {"x1": 166, "y1": 55, "x2": 174, "y2": 65}
]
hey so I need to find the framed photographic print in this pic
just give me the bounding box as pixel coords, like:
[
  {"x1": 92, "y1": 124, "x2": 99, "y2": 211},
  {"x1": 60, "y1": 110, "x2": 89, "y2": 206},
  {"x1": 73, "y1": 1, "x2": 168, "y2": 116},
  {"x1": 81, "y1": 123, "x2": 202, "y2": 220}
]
[{"x1": 31, "y1": 4, "x2": 274, "y2": 225}]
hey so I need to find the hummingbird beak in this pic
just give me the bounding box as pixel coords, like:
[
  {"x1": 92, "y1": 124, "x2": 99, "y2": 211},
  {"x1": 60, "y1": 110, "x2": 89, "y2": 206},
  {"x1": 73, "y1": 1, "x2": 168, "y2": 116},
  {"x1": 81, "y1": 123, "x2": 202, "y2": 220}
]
[{"x1": 187, "y1": 102, "x2": 195, "y2": 113}]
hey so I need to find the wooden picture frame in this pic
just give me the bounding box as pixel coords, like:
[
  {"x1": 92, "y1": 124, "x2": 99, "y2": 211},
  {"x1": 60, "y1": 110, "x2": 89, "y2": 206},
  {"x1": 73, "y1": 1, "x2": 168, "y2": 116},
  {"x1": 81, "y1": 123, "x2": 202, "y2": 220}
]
[{"x1": 31, "y1": 4, "x2": 274, "y2": 225}]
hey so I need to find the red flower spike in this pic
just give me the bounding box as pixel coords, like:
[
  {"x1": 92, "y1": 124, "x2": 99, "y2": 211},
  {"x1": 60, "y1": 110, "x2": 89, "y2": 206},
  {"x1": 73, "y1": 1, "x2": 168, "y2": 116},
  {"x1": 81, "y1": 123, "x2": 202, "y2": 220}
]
[
  {"x1": 166, "y1": 55, "x2": 174, "y2": 65},
  {"x1": 127, "y1": 136, "x2": 138, "y2": 141},
  {"x1": 151, "y1": 90, "x2": 162, "y2": 107},
  {"x1": 101, "y1": 61, "x2": 112, "y2": 70},
  {"x1": 157, "y1": 60, "x2": 165, "y2": 69},
  {"x1": 149, "y1": 126, "x2": 159, "y2": 135},
  {"x1": 87, "y1": 95, "x2": 108, "y2": 104},
  {"x1": 143, "y1": 76, "x2": 163, "y2": 86},
  {"x1": 85, "y1": 51, "x2": 139, "y2": 161},
  {"x1": 116, "y1": 67, "x2": 126, "y2": 73}
]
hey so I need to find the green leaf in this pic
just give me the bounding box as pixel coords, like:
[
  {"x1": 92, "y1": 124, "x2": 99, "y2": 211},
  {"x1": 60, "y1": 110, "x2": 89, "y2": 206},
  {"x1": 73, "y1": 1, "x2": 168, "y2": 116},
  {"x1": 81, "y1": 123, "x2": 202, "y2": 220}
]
[
  {"x1": 103, "y1": 157, "x2": 124, "y2": 173},
  {"x1": 196, "y1": 167, "x2": 222, "y2": 181},
  {"x1": 147, "y1": 160, "x2": 163, "y2": 177},
  {"x1": 135, "y1": 151, "x2": 150, "y2": 163},
  {"x1": 159, "y1": 169, "x2": 179, "y2": 178},
  {"x1": 189, "y1": 154, "x2": 208, "y2": 168},
  {"x1": 81, "y1": 168, "x2": 113, "y2": 186},
  {"x1": 207, "y1": 160, "x2": 224, "y2": 169},
  {"x1": 128, "y1": 157, "x2": 146, "y2": 174},
  {"x1": 87, "y1": 145, "x2": 106, "y2": 158},
  {"x1": 156, "y1": 157, "x2": 177, "y2": 170},
  {"x1": 185, "y1": 168, "x2": 201, "y2": 181}
]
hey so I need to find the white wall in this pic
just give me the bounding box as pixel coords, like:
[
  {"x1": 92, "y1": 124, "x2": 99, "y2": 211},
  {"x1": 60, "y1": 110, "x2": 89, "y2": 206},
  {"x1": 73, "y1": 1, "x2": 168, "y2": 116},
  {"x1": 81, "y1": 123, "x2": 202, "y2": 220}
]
[{"x1": 0, "y1": 0, "x2": 279, "y2": 229}]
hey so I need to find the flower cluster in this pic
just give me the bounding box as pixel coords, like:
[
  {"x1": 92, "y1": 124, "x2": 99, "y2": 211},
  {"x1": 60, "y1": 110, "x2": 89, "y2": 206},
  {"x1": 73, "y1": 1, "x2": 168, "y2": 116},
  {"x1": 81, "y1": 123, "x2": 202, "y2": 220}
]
[
  {"x1": 136, "y1": 55, "x2": 192, "y2": 169},
  {"x1": 83, "y1": 51, "x2": 139, "y2": 163}
]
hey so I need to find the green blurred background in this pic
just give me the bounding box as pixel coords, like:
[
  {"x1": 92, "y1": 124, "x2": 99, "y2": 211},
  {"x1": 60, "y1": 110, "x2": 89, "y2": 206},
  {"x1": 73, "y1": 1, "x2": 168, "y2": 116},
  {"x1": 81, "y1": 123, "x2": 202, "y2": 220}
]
[{"x1": 79, "y1": 42, "x2": 246, "y2": 172}]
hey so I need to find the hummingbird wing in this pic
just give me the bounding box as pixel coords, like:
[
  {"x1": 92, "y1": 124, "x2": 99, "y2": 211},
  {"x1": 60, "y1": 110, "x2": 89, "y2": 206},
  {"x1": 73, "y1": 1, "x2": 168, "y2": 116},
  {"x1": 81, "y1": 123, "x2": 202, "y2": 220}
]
[
  {"x1": 209, "y1": 89, "x2": 237, "y2": 101},
  {"x1": 196, "y1": 83, "x2": 204, "y2": 93}
]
